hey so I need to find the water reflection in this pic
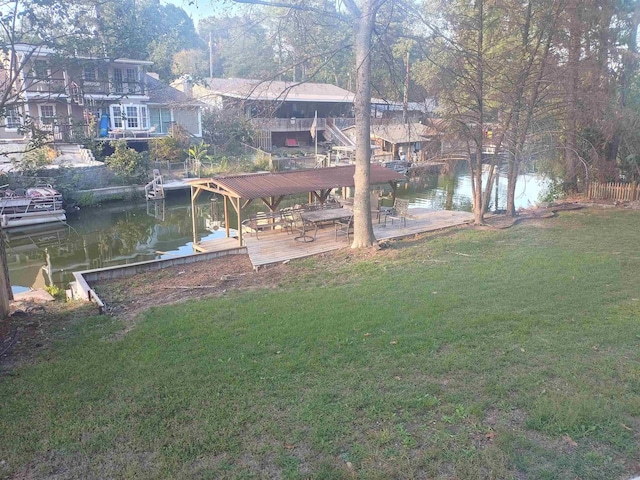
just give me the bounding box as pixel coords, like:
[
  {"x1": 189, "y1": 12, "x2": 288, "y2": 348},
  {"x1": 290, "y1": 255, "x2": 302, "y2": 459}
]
[
  {"x1": 6, "y1": 167, "x2": 547, "y2": 292},
  {"x1": 6, "y1": 193, "x2": 232, "y2": 293},
  {"x1": 397, "y1": 165, "x2": 547, "y2": 212}
]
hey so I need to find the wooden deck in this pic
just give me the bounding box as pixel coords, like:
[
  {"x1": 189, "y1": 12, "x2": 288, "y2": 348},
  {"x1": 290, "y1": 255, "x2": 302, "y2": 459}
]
[
  {"x1": 196, "y1": 208, "x2": 474, "y2": 269},
  {"x1": 194, "y1": 237, "x2": 244, "y2": 253}
]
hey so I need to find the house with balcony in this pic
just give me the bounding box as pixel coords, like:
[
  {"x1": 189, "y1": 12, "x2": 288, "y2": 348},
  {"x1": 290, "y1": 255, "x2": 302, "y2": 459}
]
[
  {"x1": 0, "y1": 44, "x2": 201, "y2": 146},
  {"x1": 173, "y1": 77, "x2": 356, "y2": 151}
]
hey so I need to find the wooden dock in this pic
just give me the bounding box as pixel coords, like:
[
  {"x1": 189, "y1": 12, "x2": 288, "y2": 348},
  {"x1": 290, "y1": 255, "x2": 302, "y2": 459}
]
[
  {"x1": 195, "y1": 209, "x2": 474, "y2": 269},
  {"x1": 194, "y1": 237, "x2": 244, "y2": 253}
]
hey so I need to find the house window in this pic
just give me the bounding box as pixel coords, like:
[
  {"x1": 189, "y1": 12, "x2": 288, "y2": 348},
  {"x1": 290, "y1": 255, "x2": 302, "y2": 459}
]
[
  {"x1": 84, "y1": 108, "x2": 102, "y2": 125},
  {"x1": 111, "y1": 105, "x2": 123, "y2": 128},
  {"x1": 150, "y1": 107, "x2": 172, "y2": 133},
  {"x1": 112, "y1": 68, "x2": 123, "y2": 93},
  {"x1": 32, "y1": 60, "x2": 49, "y2": 79},
  {"x1": 111, "y1": 104, "x2": 147, "y2": 130},
  {"x1": 5, "y1": 105, "x2": 22, "y2": 129},
  {"x1": 39, "y1": 105, "x2": 56, "y2": 124},
  {"x1": 126, "y1": 68, "x2": 137, "y2": 93},
  {"x1": 140, "y1": 106, "x2": 148, "y2": 129},
  {"x1": 98, "y1": 65, "x2": 109, "y2": 81},
  {"x1": 126, "y1": 106, "x2": 139, "y2": 128},
  {"x1": 83, "y1": 66, "x2": 97, "y2": 82}
]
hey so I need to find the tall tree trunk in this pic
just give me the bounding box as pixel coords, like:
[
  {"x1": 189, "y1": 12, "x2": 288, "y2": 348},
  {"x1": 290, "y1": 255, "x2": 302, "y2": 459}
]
[
  {"x1": 0, "y1": 230, "x2": 13, "y2": 319},
  {"x1": 350, "y1": 1, "x2": 378, "y2": 247},
  {"x1": 472, "y1": 0, "x2": 485, "y2": 225},
  {"x1": 506, "y1": 1, "x2": 558, "y2": 215},
  {"x1": 565, "y1": 0, "x2": 582, "y2": 189},
  {"x1": 608, "y1": 5, "x2": 639, "y2": 165}
]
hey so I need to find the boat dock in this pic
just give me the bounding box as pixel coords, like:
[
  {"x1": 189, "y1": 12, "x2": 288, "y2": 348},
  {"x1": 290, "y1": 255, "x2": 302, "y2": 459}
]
[{"x1": 197, "y1": 208, "x2": 474, "y2": 269}]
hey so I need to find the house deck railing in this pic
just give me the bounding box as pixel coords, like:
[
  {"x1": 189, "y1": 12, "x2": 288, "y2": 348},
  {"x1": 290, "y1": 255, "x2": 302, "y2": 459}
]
[
  {"x1": 24, "y1": 78, "x2": 67, "y2": 95},
  {"x1": 251, "y1": 117, "x2": 326, "y2": 132},
  {"x1": 23, "y1": 79, "x2": 146, "y2": 96}
]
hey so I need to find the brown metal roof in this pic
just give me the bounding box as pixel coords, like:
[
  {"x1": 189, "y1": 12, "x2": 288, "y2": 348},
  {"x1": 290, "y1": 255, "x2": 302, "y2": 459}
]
[
  {"x1": 189, "y1": 165, "x2": 405, "y2": 200},
  {"x1": 200, "y1": 78, "x2": 356, "y2": 103}
]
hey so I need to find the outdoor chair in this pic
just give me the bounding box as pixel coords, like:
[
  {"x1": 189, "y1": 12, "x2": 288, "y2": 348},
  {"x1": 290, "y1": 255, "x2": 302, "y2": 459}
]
[
  {"x1": 280, "y1": 208, "x2": 297, "y2": 235},
  {"x1": 290, "y1": 210, "x2": 317, "y2": 242},
  {"x1": 335, "y1": 215, "x2": 354, "y2": 242},
  {"x1": 241, "y1": 211, "x2": 284, "y2": 239},
  {"x1": 108, "y1": 128, "x2": 124, "y2": 139},
  {"x1": 134, "y1": 125, "x2": 157, "y2": 138},
  {"x1": 370, "y1": 190, "x2": 382, "y2": 223},
  {"x1": 385, "y1": 198, "x2": 410, "y2": 227}
]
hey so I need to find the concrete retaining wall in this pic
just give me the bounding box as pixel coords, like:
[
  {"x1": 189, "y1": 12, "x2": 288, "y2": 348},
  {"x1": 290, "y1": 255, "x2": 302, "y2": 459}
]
[
  {"x1": 74, "y1": 185, "x2": 145, "y2": 204},
  {"x1": 69, "y1": 247, "x2": 247, "y2": 312}
]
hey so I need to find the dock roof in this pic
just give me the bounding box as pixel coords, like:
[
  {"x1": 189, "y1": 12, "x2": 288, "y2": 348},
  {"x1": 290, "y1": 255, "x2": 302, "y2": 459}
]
[{"x1": 188, "y1": 165, "x2": 404, "y2": 200}]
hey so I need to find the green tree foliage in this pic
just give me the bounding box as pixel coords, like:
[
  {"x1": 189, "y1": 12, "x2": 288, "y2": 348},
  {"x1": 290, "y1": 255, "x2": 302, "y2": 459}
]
[
  {"x1": 149, "y1": 128, "x2": 191, "y2": 166},
  {"x1": 11, "y1": 147, "x2": 55, "y2": 177},
  {"x1": 105, "y1": 140, "x2": 148, "y2": 182},
  {"x1": 85, "y1": 0, "x2": 202, "y2": 80},
  {"x1": 411, "y1": 0, "x2": 640, "y2": 216},
  {"x1": 197, "y1": 15, "x2": 278, "y2": 79},
  {"x1": 202, "y1": 107, "x2": 255, "y2": 154},
  {"x1": 172, "y1": 49, "x2": 209, "y2": 79}
]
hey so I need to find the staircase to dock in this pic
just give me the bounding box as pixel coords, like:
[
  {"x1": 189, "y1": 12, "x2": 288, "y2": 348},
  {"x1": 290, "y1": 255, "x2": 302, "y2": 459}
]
[{"x1": 325, "y1": 119, "x2": 355, "y2": 147}]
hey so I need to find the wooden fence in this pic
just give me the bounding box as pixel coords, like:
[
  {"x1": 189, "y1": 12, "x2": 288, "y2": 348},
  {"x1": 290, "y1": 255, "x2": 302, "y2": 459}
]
[{"x1": 587, "y1": 181, "x2": 639, "y2": 201}]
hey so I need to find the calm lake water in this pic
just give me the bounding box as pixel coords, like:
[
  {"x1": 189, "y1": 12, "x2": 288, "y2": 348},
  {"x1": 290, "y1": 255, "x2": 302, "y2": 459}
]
[{"x1": 7, "y1": 167, "x2": 548, "y2": 293}]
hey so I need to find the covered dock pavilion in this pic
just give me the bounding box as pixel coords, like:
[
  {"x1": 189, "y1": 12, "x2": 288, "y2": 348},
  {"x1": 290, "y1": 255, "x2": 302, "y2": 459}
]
[{"x1": 188, "y1": 165, "x2": 406, "y2": 248}]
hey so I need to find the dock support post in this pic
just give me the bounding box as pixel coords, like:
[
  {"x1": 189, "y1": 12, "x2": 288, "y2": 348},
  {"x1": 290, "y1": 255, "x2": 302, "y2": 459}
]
[{"x1": 191, "y1": 185, "x2": 199, "y2": 249}]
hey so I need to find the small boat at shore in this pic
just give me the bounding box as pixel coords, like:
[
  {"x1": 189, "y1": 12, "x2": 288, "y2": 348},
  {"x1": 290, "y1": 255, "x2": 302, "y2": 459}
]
[{"x1": 0, "y1": 184, "x2": 66, "y2": 228}]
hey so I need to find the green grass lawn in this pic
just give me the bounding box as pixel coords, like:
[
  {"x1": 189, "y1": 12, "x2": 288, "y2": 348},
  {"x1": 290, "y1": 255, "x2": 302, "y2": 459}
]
[{"x1": 2, "y1": 208, "x2": 640, "y2": 479}]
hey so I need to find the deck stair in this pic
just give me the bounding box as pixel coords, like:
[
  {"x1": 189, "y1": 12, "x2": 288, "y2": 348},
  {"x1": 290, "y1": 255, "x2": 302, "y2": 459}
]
[
  {"x1": 325, "y1": 119, "x2": 355, "y2": 147},
  {"x1": 53, "y1": 144, "x2": 99, "y2": 166},
  {"x1": 145, "y1": 169, "x2": 165, "y2": 200}
]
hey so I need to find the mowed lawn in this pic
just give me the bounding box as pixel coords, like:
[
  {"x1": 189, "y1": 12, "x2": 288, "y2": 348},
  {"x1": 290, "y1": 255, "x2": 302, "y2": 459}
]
[{"x1": 2, "y1": 208, "x2": 640, "y2": 479}]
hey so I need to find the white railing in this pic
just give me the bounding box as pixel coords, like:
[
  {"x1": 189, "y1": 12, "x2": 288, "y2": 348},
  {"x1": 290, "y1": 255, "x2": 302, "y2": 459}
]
[{"x1": 250, "y1": 117, "x2": 326, "y2": 132}]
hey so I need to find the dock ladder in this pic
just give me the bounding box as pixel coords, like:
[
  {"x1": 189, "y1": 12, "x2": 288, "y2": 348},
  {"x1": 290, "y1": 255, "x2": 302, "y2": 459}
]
[{"x1": 145, "y1": 169, "x2": 165, "y2": 200}]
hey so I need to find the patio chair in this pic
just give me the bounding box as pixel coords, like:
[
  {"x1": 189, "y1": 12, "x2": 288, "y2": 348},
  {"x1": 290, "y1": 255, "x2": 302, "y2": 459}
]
[
  {"x1": 280, "y1": 208, "x2": 295, "y2": 234},
  {"x1": 109, "y1": 128, "x2": 124, "y2": 139},
  {"x1": 370, "y1": 190, "x2": 382, "y2": 223},
  {"x1": 335, "y1": 215, "x2": 354, "y2": 242},
  {"x1": 290, "y1": 210, "x2": 317, "y2": 242},
  {"x1": 134, "y1": 125, "x2": 157, "y2": 138},
  {"x1": 385, "y1": 198, "x2": 410, "y2": 227}
]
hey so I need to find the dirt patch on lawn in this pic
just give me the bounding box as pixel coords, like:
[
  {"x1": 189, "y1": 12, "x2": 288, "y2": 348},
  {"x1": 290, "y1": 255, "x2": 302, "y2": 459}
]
[
  {"x1": 1, "y1": 301, "x2": 98, "y2": 372},
  {"x1": 92, "y1": 255, "x2": 288, "y2": 322},
  {"x1": 482, "y1": 202, "x2": 586, "y2": 229}
]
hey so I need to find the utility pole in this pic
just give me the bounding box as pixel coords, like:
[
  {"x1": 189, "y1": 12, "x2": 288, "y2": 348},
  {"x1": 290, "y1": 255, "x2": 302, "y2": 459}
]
[
  {"x1": 208, "y1": 32, "x2": 214, "y2": 78},
  {"x1": 404, "y1": 50, "x2": 410, "y2": 160},
  {"x1": 403, "y1": 50, "x2": 409, "y2": 125}
]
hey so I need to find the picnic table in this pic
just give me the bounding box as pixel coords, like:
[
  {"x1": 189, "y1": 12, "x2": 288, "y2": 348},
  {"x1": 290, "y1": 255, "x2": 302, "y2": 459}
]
[
  {"x1": 286, "y1": 207, "x2": 353, "y2": 243},
  {"x1": 302, "y1": 206, "x2": 353, "y2": 225}
]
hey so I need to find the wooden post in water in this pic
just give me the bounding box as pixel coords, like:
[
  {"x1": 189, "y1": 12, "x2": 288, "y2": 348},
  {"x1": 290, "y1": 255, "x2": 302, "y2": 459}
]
[
  {"x1": 224, "y1": 196, "x2": 230, "y2": 239},
  {"x1": 235, "y1": 198, "x2": 243, "y2": 246},
  {"x1": 191, "y1": 185, "x2": 199, "y2": 248},
  {"x1": 0, "y1": 229, "x2": 12, "y2": 319}
]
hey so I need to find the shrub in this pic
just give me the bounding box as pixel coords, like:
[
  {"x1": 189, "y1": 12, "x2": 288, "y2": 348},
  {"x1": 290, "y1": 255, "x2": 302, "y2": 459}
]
[{"x1": 105, "y1": 141, "x2": 149, "y2": 183}]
